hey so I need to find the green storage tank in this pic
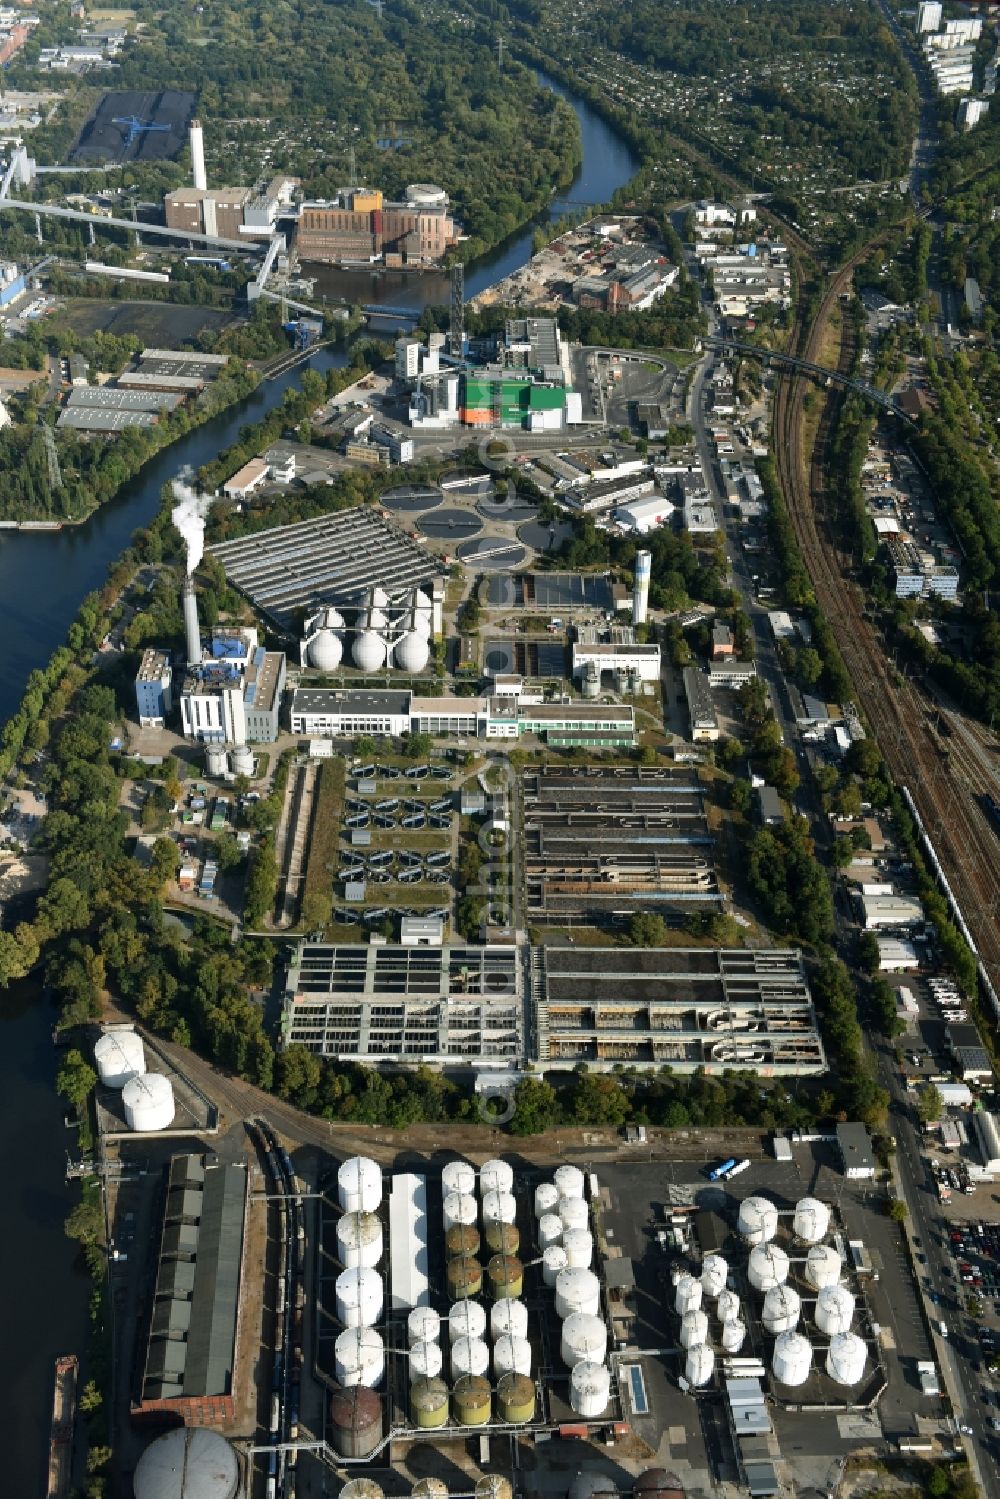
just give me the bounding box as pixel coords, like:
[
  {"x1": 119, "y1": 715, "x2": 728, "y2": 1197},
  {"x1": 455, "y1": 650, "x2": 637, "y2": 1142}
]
[
  {"x1": 453, "y1": 1373, "x2": 491, "y2": 1426},
  {"x1": 496, "y1": 1371, "x2": 536, "y2": 1424},
  {"x1": 447, "y1": 1254, "x2": 483, "y2": 1300},
  {"x1": 485, "y1": 1221, "x2": 519, "y2": 1256},
  {"x1": 446, "y1": 1223, "x2": 481, "y2": 1260},
  {"x1": 410, "y1": 1376, "x2": 450, "y2": 1429},
  {"x1": 487, "y1": 1252, "x2": 523, "y2": 1300}
]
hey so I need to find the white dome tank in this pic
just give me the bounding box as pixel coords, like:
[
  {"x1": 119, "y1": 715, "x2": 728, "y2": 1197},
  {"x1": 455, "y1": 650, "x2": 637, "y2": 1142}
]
[
  {"x1": 561, "y1": 1312, "x2": 608, "y2": 1367},
  {"x1": 679, "y1": 1308, "x2": 709, "y2": 1349},
  {"x1": 405, "y1": 183, "x2": 448, "y2": 206},
  {"x1": 481, "y1": 1189, "x2": 517, "y2": 1227},
  {"x1": 370, "y1": 586, "x2": 389, "y2": 609},
  {"x1": 394, "y1": 632, "x2": 430, "y2": 673},
  {"x1": 772, "y1": 1331, "x2": 812, "y2": 1388},
  {"x1": 674, "y1": 1275, "x2": 703, "y2": 1316},
  {"x1": 538, "y1": 1213, "x2": 564, "y2": 1251},
  {"x1": 535, "y1": 1182, "x2": 560, "y2": 1218},
  {"x1": 94, "y1": 1029, "x2": 145, "y2": 1089},
  {"x1": 762, "y1": 1284, "x2": 800, "y2": 1335},
  {"x1": 448, "y1": 1300, "x2": 486, "y2": 1344},
  {"x1": 721, "y1": 1318, "x2": 747, "y2": 1353},
  {"x1": 491, "y1": 1298, "x2": 529, "y2": 1341},
  {"x1": 542, "y1": 1245, "x2": 568, "y2": 1286},
  {"x1": 452, "y1": 1335, "x2": 490, "y2": 1379},
  {"x1": 826, "y1": 1331, "x2": 868, "y2": 1386},
  {"x1": 685, "y1": 1344, "x2": 715, "y2": 1388},
  {"x1": 336, "y1": 1267, "x2": 383, "y2": 1328},
  {"x1": 701, "y1": 1255, "x2": 728, "y2": 1299},
  {"x1": 716, "y1": 1289, "x2": 741, "y2": 1324},
  {"x1": 793, "y1": 1197, "x2": 831, "y2": 1245},
  {"x1": 442, "y1": 1161, "x2": 476, "y2": 1198},
  {"x1": 317, "y1": 606, "x2": 345, "y2": 630},
  {"x1": 748, "y1": 1243, "x2": 790, "y2": 1293},
  {"x1": 309, "y1": 628, "x2": 343, "y2": 671},
  {"x1": 338, "y1": 1156, "x2": 382, "y2": 1214},
  {"x1": 559, "y1": 1197, "x2": 590, "y2": 1233},
  {"x1": 335, "y1": 1327, "x2": 385, "y2": 1388},
  {"x1": 569, "y1": 1360, "x2": 611, "y2": 1418},
  {"x1": 410, "y1": 610, "x2": 432, "y2": 639},
  {"x1": 493, "y1": 1334, "x2": 532, "y2": 1378},
  {"x1": 554, "y1": 1164, "x2": 586, "y2": 1200},
  {"x1": 555, "y1": 1267, "x2": 601, "y2": 1319},
  {"x1": 480, "y1": 1159, "x2": 514, "y2": 1195},
  {"x1": 562, "y1": 1228, "x2": 593, "y2": 1269},
  {"x1": 738, "y1": 1195, "x2": 779, "y2": 1246},
  {"x1": 407, "y1": 1306, "x2": 440, "y2": 1347},
  {"x1": 409, "y1": 1339, "x2": 443, "y2": 1383},
  {"x1": 353, "y1": 630, "x2": 386, "y2": 672},
  {"x1": 133, "y1": 1428, "x2": 239, "y2": 1499},
  {"x1": 443, "y1": 1191, "x2": 478, "y2": 1232},
  {"x1": 337, "y1": 1211, "x2": 383, "y2": 1270},
  {"x1": 815, "y1": 1284, "x2": 856, "y2": 1337},
  {"x1": 805, "y1": 1244, "x2": 842, "y2": 1291},
  {"x1": 122, "y1": 1073, "x2": 174, "y2": 1133}
]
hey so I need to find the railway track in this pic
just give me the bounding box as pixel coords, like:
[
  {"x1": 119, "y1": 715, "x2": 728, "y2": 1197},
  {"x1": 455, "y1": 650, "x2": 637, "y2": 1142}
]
[{"x1": 772, "y1": 257, "x2": 1000, "y2": 995}]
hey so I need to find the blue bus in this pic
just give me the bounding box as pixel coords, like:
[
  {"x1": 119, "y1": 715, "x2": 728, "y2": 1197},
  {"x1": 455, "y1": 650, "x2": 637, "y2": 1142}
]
[{"x1": 707, "y1": 1157, "x2": 737, "y2": 1181}]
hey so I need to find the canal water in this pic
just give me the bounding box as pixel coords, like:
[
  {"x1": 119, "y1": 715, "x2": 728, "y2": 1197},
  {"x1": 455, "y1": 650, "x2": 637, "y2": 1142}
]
[{"x1": 0, "y1": 75, "x2": 636, "y2": 1492}]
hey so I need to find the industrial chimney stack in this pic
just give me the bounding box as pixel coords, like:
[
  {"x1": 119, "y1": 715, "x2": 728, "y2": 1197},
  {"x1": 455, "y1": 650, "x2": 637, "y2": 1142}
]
[
  {"x1": 189, "y1": 119, "x2": 207, "y2": 192},
  {"x1": 633, "y1": 550, "x2": 651, "y2": 626},
  {"x1": 183, "y1": 577, "x2": 202, "y2": 666}
]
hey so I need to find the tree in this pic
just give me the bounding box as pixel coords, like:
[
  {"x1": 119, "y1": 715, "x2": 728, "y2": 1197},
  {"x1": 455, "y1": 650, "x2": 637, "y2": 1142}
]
[
  {"x1": 56, "y1": 1048, "x2": 97, "y2": 1110},
  {"x1": 916, "y1": 1084, "x2": 942, "y2": 1125},
  {"x1": 629, "y1": 912, "x2": 669, "y2": 947},
  {"x1": 729, "y1": 778, "x2": 752, "y2": 815},
  {"x1": 888, "y1": 1199, "x2": 908, "y2": 1222},
  {"x1": 571, "y1": 1073, "x2": 630, "y2": 1128},
  {"x1": 65, "y1": 1195, "x2": 103, "y2": 1247},
  {"x1": 510, "y1": 1077, "x2": 559, "y2": 1135}
]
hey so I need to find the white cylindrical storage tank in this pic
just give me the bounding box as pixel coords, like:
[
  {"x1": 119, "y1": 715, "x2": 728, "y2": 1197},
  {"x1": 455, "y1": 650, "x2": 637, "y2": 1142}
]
[
  {"x1": 685, "y1": 1344, "x2": 715, "y2": 1388},
  {"x1": 701, "y1": 1255, "x2": 728, "y2": 1299},
  {"x1": 335, "y1": 1327, "x2": 385, "y2": 1388},
  {"x1": 122, "y1": 1073, "x2": 174, "y2": 1133},
  {"x1": 815, "y1": 1285, "x2": 856, "y2": 1337},
  {"x1": 560, "y1": 1312, "x2": 608, "y2": 1367},
  {"x1": 393, "y1": 632, "x2": 430, "y2": 674},
  {"x1": 826, "y1": 1331, "x2": 868, "y2": 1387},
  {"x1": 542, "y1": 1245, "x2": 568, "y2": 1287},
  {"x1": 481, "y1": 1189, "x2": 517, "y2": 1227},
  {"x1": 738, "y1": 1195, "x2": 779, "y2": 1246},
  {"x1": 554, "y1": 1164, "x2": 586, "y2": 1200},
  {"x1": 569, "y1": 1360, "x2": 611, "y2": 1418},
  {"x1": 205, "y1": 743, "x2": 228, "y2": 777},
  {"x1": 793, "y1": 1197, "x2": 831, "y2": 1245},
  {"x1": 674, "y1": 1275, "x2": 703, "y2": 1316},
  {"x1": 491, "y1": 1298, "x2": 529, "y2": 1341},
  {"x1": 721, "y1": 1318, "x2": 747, "y2": 1353},
  {"x1": 555, "y1": 1267, "x2": 601, "y2": 1319},
  {"x1": 443, "y1": 1191, "x2": 478, "y2": 1232},
  {"x1": 494, "y1": 1334, "x2": 532, "y2": 1378},
  {"x1": 562, "y1": 1228, "x2": 593, "y2": 1269},
  {"x1": 337, "y1": 1211, "x2": 383, "y2": 1270},
  {"x1": 94, "y1": 1030, "x2": 145, "y2": 1090},
  {"x1": 409, "y1": 1339, "x2": 443, "y2": 1384},
  {"x1": 353, "y1": 630, "x2": 386, "y2": 672},
  {"x1": 748, "y1": 1243, "x2": 790, "y2": 1294},
  {"x1": 679, "y1": 1308, "x2": 709, "y2": 1350},
  {"x1": 761, "y1": 1284, "x2": 800, "y2": 1335},
  {"x1": 452, "y1": 1335, "x2": 490, "y2": 1380},
  {"x1": 534, "y1": 1182, "x2": 560, "y2": 1218},
  {"x1": 479, "y1": 1159, "x2": 514, "y2": 1195},
  {"x1": 538, "y1": 1213, "x2": 564, "y2": 1251},
  {"x1": 308, "y1": 628, "x2": 343, "y2": 671},
  {"x1": 559, "y1": 1197, "x2": 590, "y2": 1233},
  {"x1": 338, "y1": 1156, "x2": 382, "y2": 1214},
  {"x1": 336, "y1": 1267, "x2": 383, "y2": 1328},
  {"x1": 133, "y1": 1428, "x2": 239, "y2": 1499},
  {"x1": 407, "y1": 1306, "x2": 440, "y2": 1347},
  {"x1": 716, "y1": 1289, "x2": 741, "y2": 1325},
  {"x1": 230, "y1": 744, "x2": 254, "y2": 778},
  {"x1": 442, "y1": 1161, "x2": 476, "y2": 1198},
  {"x1": 448, "y1": 1300, "x2": 486, "y2": 1345},
  {"x1": 805, "y1": 1244, "x2": 842, "y2": 1291},
  {"x1": 772, "y1": 1331, "x2": 812, "y2": 1388}
]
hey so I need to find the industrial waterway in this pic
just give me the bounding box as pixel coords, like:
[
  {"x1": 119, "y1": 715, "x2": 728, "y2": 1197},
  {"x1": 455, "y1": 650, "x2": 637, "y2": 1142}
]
[{"x1": 0, "y1": 72, "x2": 636, "y2": 1494}]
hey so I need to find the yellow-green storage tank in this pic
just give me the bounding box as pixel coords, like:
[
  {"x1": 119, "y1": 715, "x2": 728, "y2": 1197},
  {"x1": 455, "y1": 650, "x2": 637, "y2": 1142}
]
[
  {"x1": 485, "y1": 1221, "x2": 519, "y2": 1257},
  {"x1": 453, "y1": 1373, "x2": 492, "y2": 1427},
  {"x1": 446, "y1": 1223, "x2": 481, "y2": 1260},
  {"x1": 496, "y1": 1371, "x2": 536, "y2": 1424},
  {"x1": 412, "y1": 1481, "x2": 450, "y2": 1499},
  {"x1": 487, "y1": 1252, "x2": 523, "y2": 1300},
  {"x1": 410, "y1": 1376, "x2": 450, "y2": 1429},
  {"x1": 477, "y1": 1477, "x2": 514, "y2": 1499},
  {"x1": 447, "y1": 1254, "x2": 483, "y2": 1300}
]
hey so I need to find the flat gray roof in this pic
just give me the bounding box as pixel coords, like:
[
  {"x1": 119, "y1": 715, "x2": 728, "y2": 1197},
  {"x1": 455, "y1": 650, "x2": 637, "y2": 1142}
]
[
  {"x1": 65, "y1": 385, "x2": 184, "y2": 411},
  {"x1": 292, "y1": 688, "x2": 411, "y2": 715},
  {"x1": 183, "y1": 1161, "x2": 246, "y2": 1397},
  {"x1": 57, "y1": 407, "x2": 159, "y2": 431}
]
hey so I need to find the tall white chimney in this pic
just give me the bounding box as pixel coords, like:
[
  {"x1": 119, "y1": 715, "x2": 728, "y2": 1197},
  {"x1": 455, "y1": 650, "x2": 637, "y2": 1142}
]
[
  {"x1": 633, "y1": 549, "x2": 651, "y2": 626},
  {"x1": 183, "y1": 577, "x2": 202, "y2": 666},
  {"x1": 432, "y1": 581, "x2": 445, "y2": 638},
  {"x1": 189, "y1": 119, "x2": 207, "y2": 192}
]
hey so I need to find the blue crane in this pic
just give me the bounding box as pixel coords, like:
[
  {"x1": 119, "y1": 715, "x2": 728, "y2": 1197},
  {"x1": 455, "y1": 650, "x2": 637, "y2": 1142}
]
[{"x1": 112, "y1": 116, "x2": 171, "y2": 148}]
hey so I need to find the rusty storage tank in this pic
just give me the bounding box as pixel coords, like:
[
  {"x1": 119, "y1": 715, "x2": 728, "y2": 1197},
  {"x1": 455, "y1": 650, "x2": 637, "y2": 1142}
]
[
  {"x1": 329, "y1": 1385, "x2": 382, "y2": 1459},
  {"x1": 497, "y1": 1370, "x2": 536, "y2": 1424},
  {"x1": 340, "y1": 1480, "x2": 385, "y2": 1499},
  {"x1": 452, "y1": 1373, "x2": 492, "y2": 1426},
  {"x1": 446, "y1": 1222, "x2": 481, "y2": 1260},
  {"x1": 633, "y1": 1471, "x2": 684, "y2": 1499},
  {"x1": 410, "y1": 1375, "x2": 449, "y2": 1429},
  {"x1": 568, "y1": 1474, "x2": 619, "y2": 1499},
  {"x1": 447, "y1": 1253, "x2": 483, "y2": 1300},
  {"x1": 412, "y1": 1482, "x2": 449, "y2": 1499},
  {"x1": 485, "y1": 1220, "x2": 520, "y2": 1256},
  {"x1": 477, "y1": 1477, "x2": 514, "y2": 1499},
  {"x1": 487, "y1": 1252, "x2": 523, "y2": 1300}
]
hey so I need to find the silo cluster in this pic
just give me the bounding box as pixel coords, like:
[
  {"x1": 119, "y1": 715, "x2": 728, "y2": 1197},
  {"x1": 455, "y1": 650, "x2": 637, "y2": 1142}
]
[
  {"x1": 327, "y1": 1157, "x2": 388, "y2": 1458},
  {"x1": 534, "y1": 1163, "x2": 612, "y2": 1420},
  {"x1": 299, "y1": 586, "x2": 435, "y2": 676}
]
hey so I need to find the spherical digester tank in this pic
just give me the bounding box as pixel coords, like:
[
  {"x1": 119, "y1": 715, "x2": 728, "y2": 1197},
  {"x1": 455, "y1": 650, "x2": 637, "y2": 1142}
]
[
  {"x1": 446, "y1": 1255, "x2": 483, "y2": 1301},
  {"x1": 410, "y1": 1376, "x2": 449, "y2": 1428},
  {"x1": 442, "y1": 1160, "x2": 477, "y2": 1198},
  {"x1": 309, "y1": 628, "x2": 343, "y2": 671},
  {"x1": 338, "y1": 1156, "x2": 382, "y2": 1214},
  {"x1": 674, "y1": 1274, "x2": 703, "y2": 1316},
  {"x1": 772, "y1": 1330, "x2": 812, "y2": 1388},
  {"x1": 554, "y1": 1164, "x2": 586, "y2": 1200},
  {"x1": 826, "y1": 1331, "x2": 868, "y2": 1386},
  {"x1": 561, "y1": 1311, "x2": 608, "y2": 1367},
  {"x1": 491, "y1": 1297, "x2": 528, "y2": 1341},
  {"x1": 804, "y1": 1244, "x2": 842, "y2": 1291},
  {"x1": 542, "y1": 1245, "x2": 568, "y2": 1286},
  {"x1": 394, "y1": 631, "x2": 430, "y2": 673},
  {"x1": 329, "y1": 1385, "x2": 382, "y2": 1459},
  {"x1": 479, "y1": 1158, "x2": 514, "y2": 1196},
  {"x1": 452, "y1": 1373, "x2": 492, "y2": 1426},
  {"x1": 448, "y1": 1299, "x2": 486, "y2": 1344},
  {"x1": 487, "y1": 1253, "x2": 523, "y2": 1300},
  {"x1": 481, "y1": 1189, "x2": 517, "y2": 1227},
  {"x1": 685, "y1": 1344, "x2": 715, "y2": 1387},
  {"x1": 94, "y1": 1029, "x2": 145, "y2": 1090},
  {"x1": 446, "y1": 1223, "x2": 481, "y2": 1260},
  {"x1": 761, "y1": 1284, "x2": 800, "y2": 1335},
  {"x1": 535, "y1": 1181, "x2": 560, "y2": 1218},
  {"x1": 738, "y1": 1195, "x2": 779, "y2": 1246},
  {"x1": 443, "y1": 1191, "x2": 478, "y2": 1232},
  {"x1": 407, "y1": 1305, "x2": 440, "y2": 1347},
  {"x1": 337, "y1": 1211, "x2": 383, "y2": 1271},
  {"x1": 721, "y1": 1318, "x2": 747, "y2": 1353},
  {"x1": 562, "y1": 1228, "x2": 593, "y2": 1269},
  {"x1": 122, "y1": 1073, "x2": 175, "y2": 1133},
  {"x1": 409, "y1": 1339, "x2": 443, "y2": 1383},
  {"x1": 559, "y1": 1197, "x2": 590, "y2": 1233},
  {"x1": 352, "y1": 630, "x2": 386, "y2": 672},
  {"x1": 679, "y1": 1308, "x2": 709, "y2": 1350},
  {"x1": 335, "y1": 1266, "x2": 383, "y2": 1328},
  {"x1": 555, "y1": 1266, "x2": 601, "y2": 1319},
  {"x1": 497, "y1": 1370, "x2": 536, "y2": 1423},
  {"x1": 700, "y1": 1254, "x2": 728, "y2": 1299},
  {"x1": 793, "y1": 1196, "x2": 831, "y2": 1245},
  {"x1": 570, "y1": 1359, "x2": 612, "y2": 1418},
  {"x1": 748, "y1": 1243, "x2": 790, "y2": 1294},
  {"x1": 815, "y1": 1284, "x2": 856, "y2": 1336},
  {"x1": 538, "y1": 1213, "x2": 564, "y2": 1251},
  {"x1": 132, "y1": 1428, "x2": 239, "y2": 1499},
  {"x1": 334, "y1": 1326, "x2": 385, "y2": 1388}
]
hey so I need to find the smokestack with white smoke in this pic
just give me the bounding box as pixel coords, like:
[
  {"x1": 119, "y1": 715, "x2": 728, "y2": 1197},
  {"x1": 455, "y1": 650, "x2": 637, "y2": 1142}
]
[{"x1": 171, "y1": 477, "x2": 213, "y2": 577}]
